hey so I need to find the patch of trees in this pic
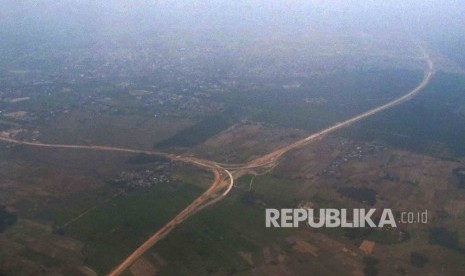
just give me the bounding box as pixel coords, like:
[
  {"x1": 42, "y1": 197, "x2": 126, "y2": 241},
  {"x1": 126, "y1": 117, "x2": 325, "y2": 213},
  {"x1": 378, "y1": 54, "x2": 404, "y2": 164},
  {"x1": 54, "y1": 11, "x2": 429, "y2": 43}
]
[
  {"x1": 337, "y1": 187, "x2": 377, "y2": 206},
  {"x1": 410, "y1": 252, "x2": 429, "y2": 267},
  {"x1": 344, "y1": 228, "x2": 374, "y2": 243},
  {"x1": 126, "y1": 153, "x2": 167, "y2": 165},
  {"x1": 453, "y1": 167, "x2": 465, "y2": 189},
  {"x1": 429, "y1": 227, "x2": 464, "y2": 253},
  {"x1": 0, "y1": 205, "x2": 17, "y2": 233},
  {"x1": 363, "y1": 256, "x2": 379, "y2": 276},
  {"x1": 344, "y1": 227, "x2": 410, "y2": 245},
  {"x1": 240, "y1": 190, "x2": 263, "y2": 206},
  {"x1": 154, "y1": 114, "x2": 237, "y2": 148}
]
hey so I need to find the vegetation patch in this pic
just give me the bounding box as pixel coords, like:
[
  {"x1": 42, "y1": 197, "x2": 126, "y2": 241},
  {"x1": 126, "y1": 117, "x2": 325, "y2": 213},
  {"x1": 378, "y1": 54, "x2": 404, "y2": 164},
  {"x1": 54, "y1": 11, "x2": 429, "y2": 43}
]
[
  {"x1": 155, "y1": 199, "x2": 291, "y2": 275},
  {"x1": 362, "y1": 256, "x2": 379, "y2": 276},
  {"x1": 154, "y1": 113, "x2": 237, "y2": 148},
  {"x1": 339, "y1": 72, "x2": 465, "y2": 158},
  {"x1": 126, "y1": 153, "x2": 167, "y2": 165},
  {"x1": 0, "y1": 205, "x2": 17, "y2": 233},
  {"x1": 429, "y1": 227, "x2": 464, "y2": 253},
  {"x1": 337, "y1": 187, "x2": 377, "y2": 206},
  {"x1": 453, "y1": 167, "x2": 465, "y2": 189},
  {"x1": 410, "y1": 251, "x2": 429, "y2": 268}
]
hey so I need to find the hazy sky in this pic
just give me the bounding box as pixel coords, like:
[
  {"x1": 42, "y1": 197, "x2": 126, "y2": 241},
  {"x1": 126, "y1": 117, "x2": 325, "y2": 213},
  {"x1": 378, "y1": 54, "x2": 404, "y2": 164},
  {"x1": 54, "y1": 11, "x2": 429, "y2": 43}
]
[
  {"x1": 1, "y1": 0, "x2": 464, "y2": 58},
  {"x1": 1, "y1": 1, "x2": 464, "y2": 35}
]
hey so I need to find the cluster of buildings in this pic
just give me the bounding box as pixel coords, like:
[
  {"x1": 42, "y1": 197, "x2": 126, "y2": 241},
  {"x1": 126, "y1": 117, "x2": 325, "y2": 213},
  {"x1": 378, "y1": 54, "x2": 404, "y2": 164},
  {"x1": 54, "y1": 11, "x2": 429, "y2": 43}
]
[
  {"x1": 0, "y1": 39, "x2": 360, "y2": 129},
  {"x1": 0, "y1": 127, "x2": 40, "y2": 141},
  {"x1": 112, "y1": 169, "x2": 170, "y2": 190},
  {"x1": 322, "y1": 140, "x2": 386, "y2": 176}
]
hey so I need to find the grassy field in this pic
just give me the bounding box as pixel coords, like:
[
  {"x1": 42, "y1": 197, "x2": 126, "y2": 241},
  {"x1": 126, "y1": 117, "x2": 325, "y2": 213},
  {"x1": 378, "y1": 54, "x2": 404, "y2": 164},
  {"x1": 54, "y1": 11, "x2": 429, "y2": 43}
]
[
  {"x1": 217, "y1": 69, "x2": 424, "y2": 132},
  {"x1": 153, "y1": 197, "x2": 293, "y2": 275},
  {"x1": 0, "y1": 142, "x2": 213, "y2": 274},
  {"x1": 338, "y1": 72, "x2": 465, "y2": 159},
  {"x1": 63, "y1": 181, "x2": 203, "y2": 274}
]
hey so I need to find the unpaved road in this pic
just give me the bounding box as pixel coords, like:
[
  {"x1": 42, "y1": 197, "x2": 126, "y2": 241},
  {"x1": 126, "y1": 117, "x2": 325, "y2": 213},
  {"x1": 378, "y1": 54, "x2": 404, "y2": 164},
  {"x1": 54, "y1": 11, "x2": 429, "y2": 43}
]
[{"x1": 0, "y1": 46, "x2": 433, "y2": 275}]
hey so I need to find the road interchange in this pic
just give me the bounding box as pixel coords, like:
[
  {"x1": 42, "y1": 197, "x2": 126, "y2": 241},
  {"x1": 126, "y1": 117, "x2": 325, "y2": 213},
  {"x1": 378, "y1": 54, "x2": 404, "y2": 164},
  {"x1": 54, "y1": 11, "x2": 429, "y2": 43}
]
[{"x1": 0, "y1": 46, "x2": 433, "y2": 275}]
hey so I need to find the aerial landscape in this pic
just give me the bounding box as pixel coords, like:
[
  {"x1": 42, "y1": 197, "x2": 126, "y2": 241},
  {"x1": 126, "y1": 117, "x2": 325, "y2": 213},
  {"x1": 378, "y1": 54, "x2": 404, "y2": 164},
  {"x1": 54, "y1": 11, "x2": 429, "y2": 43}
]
[{"x1": 1, "y1": 1, "x2": 465, "y2": 275}]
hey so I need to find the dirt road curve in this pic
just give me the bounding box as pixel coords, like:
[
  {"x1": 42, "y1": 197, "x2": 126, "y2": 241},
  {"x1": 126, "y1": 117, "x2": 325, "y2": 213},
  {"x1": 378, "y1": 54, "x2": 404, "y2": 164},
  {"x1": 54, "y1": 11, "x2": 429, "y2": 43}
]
[
  {"x1": 0, "y1": 46, "x2": 433, "y2": 275},
  {"x1": 108, "y1": 169, "x2": 234, "y2": 276}
]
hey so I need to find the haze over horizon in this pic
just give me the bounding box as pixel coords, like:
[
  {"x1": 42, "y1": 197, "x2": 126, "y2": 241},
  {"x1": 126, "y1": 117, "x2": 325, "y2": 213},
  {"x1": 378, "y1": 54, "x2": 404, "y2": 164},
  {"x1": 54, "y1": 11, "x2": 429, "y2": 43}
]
[{"x1": 1, "y1": 1, "x2": 464, "y2": 45}]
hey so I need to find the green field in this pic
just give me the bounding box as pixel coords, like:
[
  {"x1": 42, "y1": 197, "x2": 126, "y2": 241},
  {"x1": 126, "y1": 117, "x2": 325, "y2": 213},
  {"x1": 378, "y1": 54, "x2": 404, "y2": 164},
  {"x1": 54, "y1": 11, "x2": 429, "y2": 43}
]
[{"x1": 338, "y1": 72, "x2": 465, "y2": 158}]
